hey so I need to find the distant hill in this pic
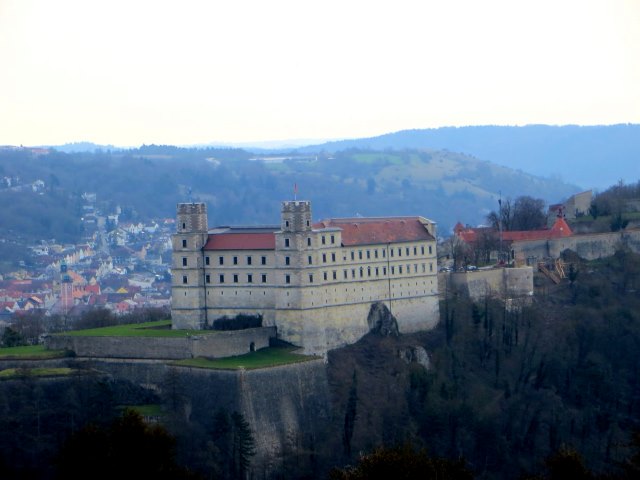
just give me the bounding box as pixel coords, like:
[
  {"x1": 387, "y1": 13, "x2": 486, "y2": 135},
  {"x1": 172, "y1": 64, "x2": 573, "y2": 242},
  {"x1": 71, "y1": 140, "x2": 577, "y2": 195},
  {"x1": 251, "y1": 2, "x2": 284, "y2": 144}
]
[
  {"x1": 294, "y1": 124, "x2": 640, "y2": 190},
  {"x1": 0, "y1": 146, "x2": 579, "y2": 241}
]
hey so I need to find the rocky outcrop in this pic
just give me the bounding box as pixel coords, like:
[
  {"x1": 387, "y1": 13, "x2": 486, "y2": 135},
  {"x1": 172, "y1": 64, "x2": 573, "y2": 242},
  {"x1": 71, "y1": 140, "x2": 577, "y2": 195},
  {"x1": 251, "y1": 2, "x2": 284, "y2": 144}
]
[{"x1": 366, "y1": 302, "x2": 399, "y2": 337}]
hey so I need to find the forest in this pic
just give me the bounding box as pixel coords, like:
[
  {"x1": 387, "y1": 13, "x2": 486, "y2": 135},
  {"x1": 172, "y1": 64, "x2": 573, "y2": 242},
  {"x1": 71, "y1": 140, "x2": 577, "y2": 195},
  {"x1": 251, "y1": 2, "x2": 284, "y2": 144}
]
[
  {"x1": 0, "y1": 145, "x2": 577, "y2": 245},
  {"x1": 2, "y1": 247, "x2": 640, "y2": 478}
]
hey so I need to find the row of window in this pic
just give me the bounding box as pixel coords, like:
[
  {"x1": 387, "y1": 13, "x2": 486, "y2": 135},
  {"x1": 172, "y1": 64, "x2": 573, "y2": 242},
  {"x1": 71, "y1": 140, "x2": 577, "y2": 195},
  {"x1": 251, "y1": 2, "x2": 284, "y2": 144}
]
[{"x1": 182, "y1": 262, "x2": 434, "y2": 285}]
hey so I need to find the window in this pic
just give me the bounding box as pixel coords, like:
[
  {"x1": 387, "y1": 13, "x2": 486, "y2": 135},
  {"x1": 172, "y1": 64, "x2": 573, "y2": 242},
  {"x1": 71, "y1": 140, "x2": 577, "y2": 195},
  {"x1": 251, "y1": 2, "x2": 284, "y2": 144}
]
[
  {"x1": 285, "y1": 256, "x2": 290, "y2": 265},
  {"x1": 382, "y1": 249, "x2": 386, "y2": 258},
  {"x1": 331, "y1": 252, "x2": 336, "y2": 262},
  {"x1": 374, "y1": 250, "x2": 378, "y2": 259},
  {"x1": 422, "y1": 263, "x2": 426, "y2": 273},
  {"x1": 383, "y1": 266, "x2": 387, "y2": 275},
  {"x1": 247, "y1": 274, "x2": 253, "y2": 283},
  {"x1": 182, "y1": 222, "x2": 186, "y2": 230},
  {"x1": 247, "y1": 256, "x2": 252, "y2": 265},
  {"x1": 323, "y1": 272, "x2": 328, "y2": 281},
  {"x1": 285, "y1": 238, "x2": 290, "y2": 248},
  {"x1": 343, "y1": 270, "x2": 348, "y2": 279},
  {"x1": 390, "y1": 249, "x2": 394, "y2": 258},
  {"x1": 332, "y1": 271, "x2": 337, "y2": 280},
  {"x1": 391, "y1": 266, "x2": 395, "y2": 274},
  {"x1": 182, "y1": 239, "x2": 187, "y2": 248},
  {"x1": 322, "y1": 253, "x2": 327, "y2": 263},
  {"x1": 261, "y1": 256, "x2": 267, "y2": 265},
  {"x1": 233, "y1": 256, "x2": 238, "y2": 265},
  {"x1": 285, "y1": 220, "x2": 290, "y2": 227},
  {"x1": 306, "y1": 220, "x2": 310, "y2": 227},
  {"x1": 430, "y1": 263, "x2": 433, "y2": 272},
  {"x1": 205, "y1": 256, "x2": 210, "y2": 266},
  {"x1": 414, "y1": 247, "x2": 417, "y2": 255},
  {"x1": 375, "y1": 267, "x2": 379, "y2": 276},
  {"x1": 366, "y1": 250, "x2": 370, "y2": 259},
  {"x1": 330, "y1": 234, "x2": 335, "y2": 244},
  {"x1": 406, "y1": 247, "x2": 410, "y2": 256},
  {"x1": 358, "y1": 251, "x2": 363, "y2": 260},
  {"x1": 182, "y1": 257, "x2": 187, "y2": 266},
  {"x1": 206, "y1": 274, "x2": 211, "y2": 284},
  {"x1": 421, "y1": 246, "x2": 425, "y2": 255},
  {"x1": 285, "y1": 274, "x2": 291, "y2": 284},
  {"x1": 398, "y1": 248, "x2": 402, "y2": 257},
  {"x1": 399, "y1": 266, "x2": 403, "y2": 274},
  {"x1": 219, "y1": 256, "x2": 224, "y2": 265},
  {"x1": 308, "y1": 255, "x2": 313, "y2": 265},
  {"x1": 367, "y1": 267, "x2": 371, "y2": 277},
  {"x1": 429, "y1": 245, "x2": 433, "y2": 254},
  {"x1": 351, "y1": 251, "x2": 355, "y2": 260},
  {"x1": 219, "y1": 274, "x2": 225, "y2": 283},
  {"x1": 359, "y1": 267, "x2": 363, "y2": 278},
  {"x1": 351, "y1": 269, "x2": 356, "y2": 279},
  {"x1": 309, "y1": 274, "x2": 314, "y2": 283},
  {"x1": 233, "y1": 274, "x2": 238, "y2": 283},
  {"x1": 322, "y1": 236, "x2": 326, "y2": 245},
  {"x1": 261, "y1": 274, "x2": 267, "y2": 283},
  {"x1": 182, "y1": 275, "x2": 188, "y2": 284},
  {"x1": 307, "y1": 237, "x2": 311, "y2": 246}
]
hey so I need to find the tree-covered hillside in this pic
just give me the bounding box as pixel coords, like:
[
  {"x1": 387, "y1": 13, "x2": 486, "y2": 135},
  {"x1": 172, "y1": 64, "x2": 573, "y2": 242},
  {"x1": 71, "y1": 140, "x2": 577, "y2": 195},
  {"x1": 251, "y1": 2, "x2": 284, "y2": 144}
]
[
  {"x1": 0, "y1": 146, "x2": 578, "y2": 243},
  {"x1": 296, "y1": 124, "x2": 640, "y2": 190}
]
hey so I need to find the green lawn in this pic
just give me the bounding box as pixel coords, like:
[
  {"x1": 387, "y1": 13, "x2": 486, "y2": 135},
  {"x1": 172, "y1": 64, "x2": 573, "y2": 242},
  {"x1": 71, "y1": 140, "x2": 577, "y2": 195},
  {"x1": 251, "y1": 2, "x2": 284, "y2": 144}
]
[
  {"x1": 0, "y1": 367, "x2": 75, "y2": 379},
  {"x1": 0, "y1": 344, "x2": 69, "y2": 359},
  {"x1": 174, "y1": 347, "x2": 318, "y2": 370},
  {"x1": 62, "y1": 320, "x2": 220, "y2": 338}
]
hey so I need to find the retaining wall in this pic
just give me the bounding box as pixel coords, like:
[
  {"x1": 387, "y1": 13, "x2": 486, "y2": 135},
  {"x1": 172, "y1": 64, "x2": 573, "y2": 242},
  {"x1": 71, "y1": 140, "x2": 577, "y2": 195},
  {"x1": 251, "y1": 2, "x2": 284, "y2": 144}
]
[{"x1": 44, "y1": 326, "x2": 276, "y2": 360}]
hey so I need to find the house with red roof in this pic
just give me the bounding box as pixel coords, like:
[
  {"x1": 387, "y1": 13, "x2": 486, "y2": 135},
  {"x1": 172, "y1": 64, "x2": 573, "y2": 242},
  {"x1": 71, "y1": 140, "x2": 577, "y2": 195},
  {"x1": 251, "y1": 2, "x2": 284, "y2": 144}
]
[
  {"x1": 454, "y1": 216, "x2": 574, "y2": 265},
  {"x1": 171, "y1": 200, "x2": 440, "y2": 355}
]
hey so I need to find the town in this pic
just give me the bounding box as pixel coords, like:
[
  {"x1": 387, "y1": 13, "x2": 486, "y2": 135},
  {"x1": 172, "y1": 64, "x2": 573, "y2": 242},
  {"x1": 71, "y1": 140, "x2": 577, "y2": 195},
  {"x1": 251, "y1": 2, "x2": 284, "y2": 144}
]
[{"x1": 0, "y1": 179, "x2": 173, "y2": 325}]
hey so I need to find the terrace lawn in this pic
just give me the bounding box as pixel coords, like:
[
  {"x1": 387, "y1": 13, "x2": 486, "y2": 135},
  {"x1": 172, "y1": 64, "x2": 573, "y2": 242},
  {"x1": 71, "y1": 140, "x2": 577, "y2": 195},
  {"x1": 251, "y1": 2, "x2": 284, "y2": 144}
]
[
  {"x1": 62, "y1": 320, "x2": 218, "y2": 338},
  {"x1": 174, "y1": 347, "x2": 318, "y2": 370},
  {"x1": 0, "y1": 367, "x2": 75, "y2": 379},
  {"x1": 0, "y1": 345, "x2": 69, "y2": 360}
]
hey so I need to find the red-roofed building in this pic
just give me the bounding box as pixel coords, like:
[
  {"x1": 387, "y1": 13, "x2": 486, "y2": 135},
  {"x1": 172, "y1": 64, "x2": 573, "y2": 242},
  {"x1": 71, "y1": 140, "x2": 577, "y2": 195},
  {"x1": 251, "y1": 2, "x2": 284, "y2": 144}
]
[
  {"x1": 454, "y1": 216, "x2": 574, "y2": 264},
  {"x1": 172, "y1": 200, "x2": 440, "y2": 355}
]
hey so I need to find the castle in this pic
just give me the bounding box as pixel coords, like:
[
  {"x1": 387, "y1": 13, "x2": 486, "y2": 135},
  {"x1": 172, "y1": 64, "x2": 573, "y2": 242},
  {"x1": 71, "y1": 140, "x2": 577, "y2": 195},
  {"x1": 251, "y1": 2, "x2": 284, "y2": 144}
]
[{"x1": 171, "y1": 200, "x2": 440, "y2": 354}]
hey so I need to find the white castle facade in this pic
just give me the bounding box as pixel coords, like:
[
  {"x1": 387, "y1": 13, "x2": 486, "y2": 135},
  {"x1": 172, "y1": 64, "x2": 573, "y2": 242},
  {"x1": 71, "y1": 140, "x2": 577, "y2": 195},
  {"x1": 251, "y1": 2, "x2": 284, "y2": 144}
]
[{"x1": 171, "y1": 200, "x2": 440, "y2": 354}]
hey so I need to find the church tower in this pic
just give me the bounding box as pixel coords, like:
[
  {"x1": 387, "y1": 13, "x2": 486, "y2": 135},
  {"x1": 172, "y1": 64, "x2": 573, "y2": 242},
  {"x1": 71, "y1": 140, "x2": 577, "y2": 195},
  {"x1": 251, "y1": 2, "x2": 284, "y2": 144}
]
[{"x1": 171, "y1": 203, "x2": 209, "y2": 329}]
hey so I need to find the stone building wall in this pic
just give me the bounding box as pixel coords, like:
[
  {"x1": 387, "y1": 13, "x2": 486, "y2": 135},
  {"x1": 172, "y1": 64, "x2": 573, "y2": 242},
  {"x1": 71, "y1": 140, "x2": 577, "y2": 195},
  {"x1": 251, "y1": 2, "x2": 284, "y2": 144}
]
[{"x1": 45, "y1": 327, "x2": 275, "y2": 360}]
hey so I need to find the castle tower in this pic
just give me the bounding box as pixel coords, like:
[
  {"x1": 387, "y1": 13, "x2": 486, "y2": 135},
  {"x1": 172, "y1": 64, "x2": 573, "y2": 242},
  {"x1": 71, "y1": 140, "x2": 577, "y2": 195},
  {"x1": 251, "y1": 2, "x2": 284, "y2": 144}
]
[
  {"x1": 274, "y1": 201, "x2": 314, "y2": 329},
  {"x1": 60, "y1": 263, "x2": 74, "y2": 314},
  {"x1": 171, "y1": 203, "x2": 209, "y2": 329}
]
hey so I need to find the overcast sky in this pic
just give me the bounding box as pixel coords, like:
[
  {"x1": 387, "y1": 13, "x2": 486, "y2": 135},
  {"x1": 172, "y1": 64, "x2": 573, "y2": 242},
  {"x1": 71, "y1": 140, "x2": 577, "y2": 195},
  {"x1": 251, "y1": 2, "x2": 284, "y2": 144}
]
[{"x1": 1, "y1": 0, "x2": 638, "y2": 147}]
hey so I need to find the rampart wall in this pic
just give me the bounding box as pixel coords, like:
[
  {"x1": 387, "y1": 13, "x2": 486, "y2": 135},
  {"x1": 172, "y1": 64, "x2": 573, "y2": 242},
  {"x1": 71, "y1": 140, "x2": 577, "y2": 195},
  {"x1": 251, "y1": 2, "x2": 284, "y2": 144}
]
[
  {"x1": 513, "y1": 229, "x2": 640, "y2": 262},
  {"x1": 74, "y1": 357, "x2": 331, "y2": 477},
  {"x1": 440, "y1": 267, "x2": 534, "y2": 301},
  {"x1": 44, "y1": 327, "x2": 275, "y2": 360}
]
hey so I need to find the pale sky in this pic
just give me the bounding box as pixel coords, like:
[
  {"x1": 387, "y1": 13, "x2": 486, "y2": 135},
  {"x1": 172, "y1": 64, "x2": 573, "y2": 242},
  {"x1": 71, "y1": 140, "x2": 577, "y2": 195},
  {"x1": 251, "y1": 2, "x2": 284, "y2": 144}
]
[{"x1": 1, "y1": 0, "x2": 639, "y2": 147}]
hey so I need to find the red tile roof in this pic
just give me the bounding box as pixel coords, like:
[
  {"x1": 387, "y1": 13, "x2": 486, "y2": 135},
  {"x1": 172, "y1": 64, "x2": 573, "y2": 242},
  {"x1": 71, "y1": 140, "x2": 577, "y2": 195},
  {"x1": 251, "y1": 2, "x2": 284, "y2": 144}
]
[
  {"x1": 315, "y1": 217, "x2": 435, "y2": 246},
  {"x1": 456, "y1": 217, "x2": 572, "y2": 243},
  {"x1": 204, "y1": 232, "x2": 276, "y2": 251}
]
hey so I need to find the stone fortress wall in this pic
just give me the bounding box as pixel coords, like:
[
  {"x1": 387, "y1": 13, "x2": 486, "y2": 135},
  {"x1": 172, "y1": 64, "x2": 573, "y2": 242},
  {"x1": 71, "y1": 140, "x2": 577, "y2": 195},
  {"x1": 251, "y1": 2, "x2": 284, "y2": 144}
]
[
  {"x1": 513, "y1": 229, "x2": 640, "y2": 263},
  {"x1": 440, "y1": 267, "x2": 534, "y2": 301},
  {"x1": 45, "y1": 327, "x2": 275, "y2": 360}
]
